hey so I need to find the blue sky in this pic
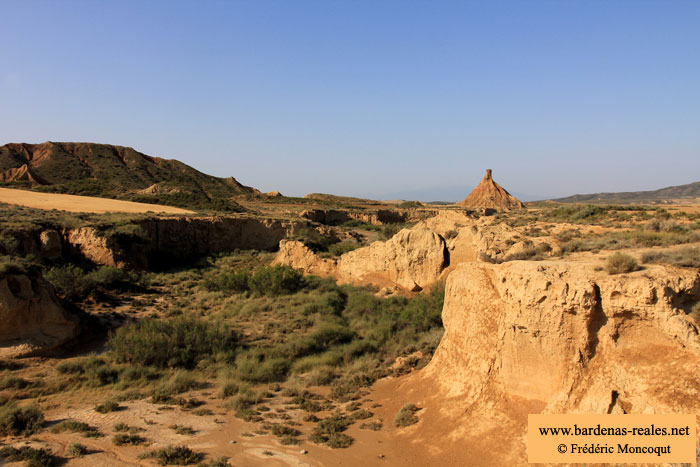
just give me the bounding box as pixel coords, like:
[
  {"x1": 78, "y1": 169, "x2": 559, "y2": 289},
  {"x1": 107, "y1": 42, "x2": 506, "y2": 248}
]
[{"x1": 1, "y1": 0, "x2": 699, "y2": 200}]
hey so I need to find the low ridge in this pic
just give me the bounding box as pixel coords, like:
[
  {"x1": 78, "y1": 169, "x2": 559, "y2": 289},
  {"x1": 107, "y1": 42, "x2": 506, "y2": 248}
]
[
  {"x1": 0, "y1": 142, "x2": 258, "y2": 211},
  {"x1": 551, "y1": 180, "x2": 700, "y2": 204}
]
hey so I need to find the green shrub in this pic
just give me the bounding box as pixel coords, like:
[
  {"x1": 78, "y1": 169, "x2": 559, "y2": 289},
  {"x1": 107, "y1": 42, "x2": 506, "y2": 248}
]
[
  {"x1": 44, "y1": 264, "x2": 91, "y2": 299},
  {"x1": 309, "y1": 413, "x2": 354, "y2": 448},
  {"x1": 394, "y1": 403, "x2": 419, "y2": 427},
  {"x1": 45, "y1": 265, "x2": 142, "y2": 300},
  {"x1": 270, "y1": 423, "x2": 301, "y2": 438},
  {"x1": 67, "y1": 442, "x2": 88, "y2": 457},
  {"x1": 108, "y1": 316, "x2": 238, "y2": 369},
  {"x1": 325, "y1": 241, "x2": 358, "y2": 257},
  {"x1": 56, "y1": 355, "x2": 106, "y2": 374},
  {"x1": 113, "y1": 433, "x2": 147, "y2": 445},
  {"x1": 94, "y1": 400, "x2": 120, "y2": 413},
  {"x1": 0, "y1": 402, "x2": 44, "y2": 436},
  {"x1": 203, "y1": 269, "x2": 250, "y2": 292},
  {"x1": 50, "y1": 419, "x2": 100, "y2": 437},
  {"x1": 0, "y1": 375, "x2": 33, "y2": 390},
  {"x1": 218, "y1": 379, "x2": 250, "y2": 399},
  {"x1": 605, "y1": 252, "x2": 639, "y2": 274},
  {"x1": 249, "y1": 265, "x2": 306, "y2": 296},
  {"x1": 235, "y1": 355, "x2": 290, "y2": 383},
  {"x1": 170, "y1": 424, "x2": 196, "y2": 435},
  {"x1": 0, "y1": 446, "x2": 56, "y2": 466},
  {"x1": 360, "y1": 420, "x2": 382, "y2": 431},
  {"x1": 138, "y1": 445, "x2": 203, "y2": 465},
  {"x1": 381, "y1": 223, "x2": 403, "y2": 239},
  {"x1": 206, "y1": 457, "x2": 231, "y2": 467}
]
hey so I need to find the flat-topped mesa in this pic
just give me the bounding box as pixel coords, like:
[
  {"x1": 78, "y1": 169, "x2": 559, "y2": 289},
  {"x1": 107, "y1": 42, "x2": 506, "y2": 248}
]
[{"x1": 458, "y1": 169, "x2": 525, "y2": 212}]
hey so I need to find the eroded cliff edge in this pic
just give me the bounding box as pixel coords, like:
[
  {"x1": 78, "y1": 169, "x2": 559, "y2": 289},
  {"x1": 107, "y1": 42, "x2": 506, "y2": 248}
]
[{"x1": 391, "y1": 260, "x2": 700, "y2": 465}]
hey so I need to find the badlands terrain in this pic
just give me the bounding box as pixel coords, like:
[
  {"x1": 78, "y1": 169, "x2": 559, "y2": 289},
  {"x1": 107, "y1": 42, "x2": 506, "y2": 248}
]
[{"x1": 1, "y1": 144, "x2": 700, "y2": 466}]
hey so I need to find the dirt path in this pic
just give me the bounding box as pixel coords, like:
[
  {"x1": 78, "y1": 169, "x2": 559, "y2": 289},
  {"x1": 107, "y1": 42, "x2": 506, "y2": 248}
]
[{"x1": 0, "y1": 187, "x2": 193, "y2": 214}]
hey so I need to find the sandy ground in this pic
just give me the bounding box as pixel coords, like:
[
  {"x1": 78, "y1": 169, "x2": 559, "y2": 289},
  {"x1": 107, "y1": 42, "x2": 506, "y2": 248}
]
[
  {"x1": 0, "y1": 187, "x2": 193, "y2": 214},
  {"x1": 14, "y1": 372, "x2": 477, "y2": 467}
]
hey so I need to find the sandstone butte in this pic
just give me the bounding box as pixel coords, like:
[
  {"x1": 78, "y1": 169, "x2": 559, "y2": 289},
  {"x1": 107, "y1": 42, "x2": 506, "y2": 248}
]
[{"x1": 459, "y1": 169, "x2": 525, "y2": 211}]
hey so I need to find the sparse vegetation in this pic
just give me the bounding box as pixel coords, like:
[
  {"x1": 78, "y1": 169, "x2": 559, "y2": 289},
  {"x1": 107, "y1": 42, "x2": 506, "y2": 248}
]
[
  {"x1": 605, "y1": 252, "x2": 639, "y2": 275},
  {"x1": 139, "y1": 445, "x2": 203, "y2": 465},
  {"x1": 45, "y1": 264, "x2": 143, "y2": 300},
  {"x1": 108, "y1": 317, "x2": 238, "y2": 369},
  {"x1": 309, "y1": 413, "x2": 354, "y2": 448},
  {"x1": 0, "y1": 402, "x2": 44, "y2": 436},
  {"x1": 50, "y1": 419, "x2": 101, "y2": 437},
  {"x1": 0, "y1": 446, "x2": 56, "y2": 467},
  {"x1": 170, "y1": 424, "x2": 196, "y2": 435},
  {"x1": 641, "y1": 247, "x2": 700, "y2": 268},
  {"x1": 94, "y1": 400, "x2": 120, "y2": 413},
  {"x1": 394, "y1": 403, "x2": 420, "y2": 427},
  {"x1": 67, "y1": 442, "x2": 88, "y2": 457},
  {"x1": 203, "y1": 264, "x2": 306, "y2": 296},
  {"x1": 360, "y1": 420, "x2": 383, "y2": 431},
  {"x1": 113, "y1": 433, "x2": 147, "y2": 446}
]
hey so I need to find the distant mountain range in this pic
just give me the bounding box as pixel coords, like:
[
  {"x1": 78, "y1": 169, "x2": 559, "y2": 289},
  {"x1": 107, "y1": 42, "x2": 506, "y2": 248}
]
[
  {"x1": 549, "y1": 181, "x2": 700, "y2": 204},
  {"x1": 0, "y1": 142, "x2": 258, "y2": 211}
]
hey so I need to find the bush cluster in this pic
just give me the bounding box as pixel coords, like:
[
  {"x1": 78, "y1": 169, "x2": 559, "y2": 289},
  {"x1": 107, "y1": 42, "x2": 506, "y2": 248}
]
[
  {"x1": 641, "y1": 247, "x2": 700, "y2": 268},
  {"x1": 0, "y1": 446, "x2": 56, "y2": 466},
  {"x1": 138, "y1": 445, "x2": 202, "y2": 465},
  {"x1": 45, "y1": 264, "x2": 143, "y2": 300},
  {"x1": 0, "y1": 402, "x2": 44, "y2": 436},
  {"x1": 108, "y1": 316, "x2": 238, "y2": 369},
  {"x1": 394, "y1": 403, "x2": 420, "y2": 427},
  {"x1": 203, "y1": 265, "x2": 306, "y2": 296},
  {"x1": 605, "y1": 252, "x2": 639, "y2": 275}
]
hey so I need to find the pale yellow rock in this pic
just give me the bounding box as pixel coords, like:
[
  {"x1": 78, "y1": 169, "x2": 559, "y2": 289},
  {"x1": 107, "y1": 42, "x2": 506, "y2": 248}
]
[
  {"x1": 274, "y1": 227, "x2": 448, "y2": 291},
  {"x1": 423, "y1": 260, "x2": 700, "y2": 413},
  {"x1": 273, "y1": 240, "x2": 337, "y2": 277},
  {"x1": 338, "y1": 227, "x2": 447, "y2": 290},
  {"x1": 39, "y1": 229, "x2": 62, "y2": 258},
  {"x1": 0, "y1": 272, "x2": 80, "y2": 357}
]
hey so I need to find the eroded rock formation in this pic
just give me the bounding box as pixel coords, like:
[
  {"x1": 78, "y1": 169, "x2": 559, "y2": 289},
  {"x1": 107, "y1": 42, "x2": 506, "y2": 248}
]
[
  {"x1": 275, "y1": 227, "x2": 449, "y2": 291},
  {"x1": 3, "y1": 216, "x2": 336, "y2": 270},
  {"x1": 398, "y1": 260, "x2": 700, "y2": 465},
  {"x1": 0, "y1": 270, "x2": 81, "y2": 357},
  {"x1": 459, "y1": 169, "x2": 525, "y2": 211},
  {"x1": 338, "y1": 227, "x2": 448, "y2": 290}
]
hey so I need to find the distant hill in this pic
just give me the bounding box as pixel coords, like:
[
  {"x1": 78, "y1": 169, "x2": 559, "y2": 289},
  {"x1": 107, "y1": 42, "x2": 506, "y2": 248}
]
[
  {"x1": 0, "y1": 142, "x2": 258, "y2": 211},
  {"x1": 551, "y1": 181, "x2": 700, "y2": 204},
  {"x1": 303, "y1": 193, "x2": 384, "y2": 206}
]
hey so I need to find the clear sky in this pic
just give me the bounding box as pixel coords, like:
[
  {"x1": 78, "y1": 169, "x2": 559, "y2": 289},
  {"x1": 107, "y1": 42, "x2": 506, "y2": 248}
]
[{"x1": 1, "y1": 0, "x2": 699, "y2": 200}]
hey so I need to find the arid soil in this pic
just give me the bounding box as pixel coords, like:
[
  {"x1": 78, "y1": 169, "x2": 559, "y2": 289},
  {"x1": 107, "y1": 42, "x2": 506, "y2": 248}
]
[
  {"x1": 2, "y1": 190, "x2": 700, "y2": 466},
  {"x1": 0, "y1": 187, "x2": 193, "y2": 214}
]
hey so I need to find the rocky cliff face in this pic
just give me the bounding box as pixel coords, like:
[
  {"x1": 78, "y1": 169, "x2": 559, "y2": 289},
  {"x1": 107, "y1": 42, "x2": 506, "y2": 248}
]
[
  {"x1": 4, "y1": 216, "x2": 330, "y2": 270},
  {"x1": 400, "y1": 260, "x2": 700, "y2": 464},
  {"x1": 338, "y1": 228, "x2": 447, "y2": 291},
  {"x1": 0, "y1": 270, "x2": 81, "y2": 357},
  {"x1": 276, "y1": 227, "x2": 448, "y2": 291}
]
